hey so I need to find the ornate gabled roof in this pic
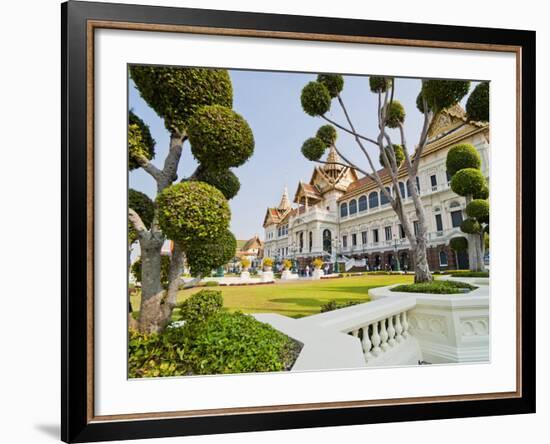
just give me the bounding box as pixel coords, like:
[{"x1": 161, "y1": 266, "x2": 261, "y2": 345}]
[
  {"x1": 277, "y1": 186, "x2": 291, "y2": 211},
  {"x1": 241, "y1": 235, "x2": 263, "y2": 252},
  {"x1": 293, "y1": 181, "x2": 322, "y2": 204}
]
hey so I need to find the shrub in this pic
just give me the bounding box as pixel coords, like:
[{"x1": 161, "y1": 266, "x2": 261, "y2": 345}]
[
  {"x1": 129, "y1": 66, "x2": 233, "y2": 133},
  {"x1": 204, "y1": 281, "x2": 219, "y2": 287},
  {"x1": 317, "y1": 74, "x2": 344, "y2": 97},
  {"x1": 369, "y1": 76, "x2": 392, "y2": 93},
  {"x1": 379, "y1": 144, "x2": 405, "y2": 168},
  {"x1": 451, "y1": 168, "x2": 486, "y2": 197},
  {"x1": 466, "y1": 81, "x2": 489, "y2": 122},
  {"x1": 128, "y1": 111, "x2": 156, "y2": 170},
  {"x1": 301, "y1": 81, "x2": 332, "y2": 116},
  {"x1": 384, "y1": 100, "x2": 406, "y2": 128},
  {"x1": 283, "y1": 259, "x2": 292, "y2": 270},
  {"x1": 184, "y1": 312, "x2": 299, "y2": 374},
  {"x1": 178, "y1": 289, "x2": 223, "y2": 325},
  {"x1": 312, "y1": 258, "x2": 324, "y2": 269},
  {"x1": 421, "y1": 80, "x2": 471, "y2": 112},
  {"x1": 188, "y1": 104, "x2": 254, "y2": 170},
  {"x1": 240, "y1": 257, "x2": 251, "y2": 269},
  {"x1": 466, "y1": 199, "x2": 489, "y2": 223},
  {"x1": 461, "y1": 218, "x2": 482, "y2": 234},
  {"x1": 391, "y1": 280, "x2": 477, "y2": 294},
  {"x1": 320, "y1": 299, "x2": 367, "y2": 313},
  {"x1": 193, "y1": 166, "x2": 240, "y2": 200},
  {"x1": 450, "y1": 236, "x2": 468, "y2": 252},
  {"x1": 316, "y1": 124, "x2": 337, "y2": 147},
  {"x1": 446, "y1": 144, "x2": 481, "y2": 176},
  {"x1": 156, "y1": 181, "x2": 230, "y2": 244},
  {"x1": 448, "y1": 270, "x2": 489, "y2": 278},
  {"x1": 474, "y1": 184, "x2": 490, "y2": 199},
  {"x1": 185, "y1": 229, "x2": 236, "y2": 277},
  {"x1": 301, "y1": 137, "x2": 326, "y2": 161},
  {"x1": 262, "y1": 257, "x2": 273, "y2": 268}
]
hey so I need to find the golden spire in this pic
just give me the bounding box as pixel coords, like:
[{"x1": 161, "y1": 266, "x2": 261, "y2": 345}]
[{"x1": 278, "y1": 186, "x2": 291, "y2": 210}]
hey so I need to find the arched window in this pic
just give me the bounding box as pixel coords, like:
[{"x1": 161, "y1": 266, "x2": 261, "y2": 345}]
[
  {"x1": 340, "y1": 202, "x2": 348, "y2": 217},
  {"x1": 439, "y1": 250, "x2": 448, "y2": 267},
  {"x1": 358, "y1": 195, "x2": 368, "y2": 212},
  {"x1": 369, "y1": 191, "x2": 379, "y2": 209},
  {"x1": 380, "y1": 187, "x2": 391, "y2": 205},
  {"x1": 399, "y1": 182, "x2": 406, "y2": 198},
  {"x1": 349, "y1": 199, "x2": 357, "y2": 215},
  {"x1": 406, "y1": 179, "x2": 412, "y2": 197},
  {"x1": 323, "y1": 229, "x2": 332, "y2": 254},
  {"x1": 309, "y1": 231, "x2": 313, "y2": 252}
]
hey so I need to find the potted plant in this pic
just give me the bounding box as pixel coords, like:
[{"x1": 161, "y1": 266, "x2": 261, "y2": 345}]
[
  {"x1": 240, "y1": 257, "x2": 251, "y2": 271},
  {"x1": 312, "y1": 257, "x2": 323, "y2": 270},
  {"x1": 283, "y1": 259, "x2": 292, "y2": 270},
  {"x1": 262, "y1": 257, "x2": 274, "y2": 271}
]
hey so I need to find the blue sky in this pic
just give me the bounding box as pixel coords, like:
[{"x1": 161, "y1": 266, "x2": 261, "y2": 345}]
[{"x1": 129, "y1": 70, "x2": 473, "y2": 240}]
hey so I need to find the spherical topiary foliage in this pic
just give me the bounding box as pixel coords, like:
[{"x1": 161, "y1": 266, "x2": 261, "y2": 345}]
[
  {"x1": 188, "y1": 105, "x2": 254, "y2": 170},
  {"x1": 156, "y1": 181, "x2": 230, "y2": 244},
  {"x1": 379, "y1": 144, "x2": 405, "y2": 168},
  {"x1": 316, "y1": 124, "x2": 337, "y2": 147},
  {"x1": 466, "y1": 81, "x2": 489, "y2": 122},
  {"x1": 185, "y1": 229, "x2": 237, "y2": 277},
  {"x1": 369, "y1": 76, "x2": 392, "y2": 93},
  {"x1": 460, "y1": 218, "x2": 481, "y2": 234},
  {"x1": 300, "y1": 81, "x2": 332, "y2": 116},
  {"x1": 384, "y1": 100, "x2": 406, "y2": 128},
  {"x1": 466, "y1": 199, "x2": 490, "y2": 224},
  {"x1": 416, "y1": 91, "x2": 430, "y2": 114},
  {"x1": 128, "y1": 111, "x2": 156, "y2": 170},
  {"x1": 450, "y1": 236, "x2": 469, "y2": 252},
  {"x1": 474, "y1": 184, "x2": 490, "y2": 200},
  {"x1": 422, "y1": 79, "x2": 471, "y2": 112},
  {"x1": 131, "y1": 255, "x2": 171, "y2": 288},
  {"x1": 193, "y1": 166, "x2": 240, "y2": 200},
  {"x1": 451, "y1": 168, "x2": 487, "y2": 197},
  {"x1": 129, "y1": 65, "x2": 233, "y2": 133},
  {"x1": 446, "y1": 143, "x2": 481, "y2": 176},
  {"x1": 301, "y1": 137, "x2": 327, "y2": 161},
  {"x1": 317, "y1": 74, "x2": 344, "y2": 98},
  {"x1": 128, "y1": 189, "x2": 155, "y2": 244}
]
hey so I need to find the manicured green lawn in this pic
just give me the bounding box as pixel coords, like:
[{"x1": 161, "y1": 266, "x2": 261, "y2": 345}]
[{"x1": 131, "y1": 274, "x2": 414, "y2": 319}]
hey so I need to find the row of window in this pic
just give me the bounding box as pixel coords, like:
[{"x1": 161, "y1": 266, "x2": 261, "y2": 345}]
[{"x1": 277, "y1": 224, "x2": 289, "y2": 237}]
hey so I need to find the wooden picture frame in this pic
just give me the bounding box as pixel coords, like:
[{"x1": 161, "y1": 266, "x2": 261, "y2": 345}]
[{"x1": 62, "y1": 1, "x2": 536, "y2": 442}]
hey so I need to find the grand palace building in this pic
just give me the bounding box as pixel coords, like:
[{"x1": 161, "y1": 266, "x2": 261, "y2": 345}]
[{"x1": 262, "y1": 105, "x2": 489, "y2": 272}]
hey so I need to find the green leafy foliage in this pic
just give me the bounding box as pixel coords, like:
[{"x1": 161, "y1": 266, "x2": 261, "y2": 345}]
[
  {"x1": 128, "y1": 188, "x2": 155, "y2": 244},
  {"x1": 391, "y1": 280, "x2": 477, "y2": 294},
  {"x1": 384, "y1": 100, "x2": 406, "y2": 128},
  {"x1": 446, "y1": 143, "x2": 481, "y2": 176},
  {"x1": 451, "y1": 168, "x2": 487, "y2": 197},
  {"x1": 450, "y1": 236, "x2": 468, "y2": 252},
  {"x1": 300, "y1": 81, "x2": 332, "y2": 116},
  {"x1": 316, "y1": 124, "x2": 337, "y2": 147},
  {"x1": 156, "y1": 181, "x2": 230, "y2": 244},
  {"x1": 177, "y1": 289, "x2": 223, "y2": 325},
  {"x1": 183, "y1": 311, "x2": 298, "y2": 375},
  {"x1": 301, "y1": 137, "x2": 326, "y2": 161},
  {"x1": 188, "y1": 105, "x2": 254, "y2": 170},
  {"x1": 193, "y1": 165, "x2": 240, "y2": 200},
  {"x1": 369, "y1": 76, "x2": 392, "y2": 93},
  {"x1": 474, "y1": 184, "x2": 490, "y2": 200},
  {"x1": 466, "y1": 81, "x2": 489, "y2": 122},
  {"x1": 317, "y1": 74, "x2": 344, "y2": 97},
  {"x1": 448, "y1": 270, "x2": 489, "y2": 278},
  {"x1": 131, "y1": 255, "x2": 171, "y2": 288},
  {"x1": 185, "y1": 229, "x2": 237, "y2": 277},
  {"x1": 379, "y1": 144, "x2": 405, "y2": 168},
  {"x1": 204, "y1": 281, "x2": 219, "y2": 287},
  {"x1": 320, "y1": 299, "x2": 367, "y2": 313},
  {"x1": 421, "y1": 80, "x2": 471, "y2": 113},
  {"x1": 466, "y1": 199, "x2": 489, "y2": 223},
  {"x1": 416, "y1": 91, "x2": 430, "y2": 114},
  {"x1": 128, "y1": 111, "x2": 156, "y2": 170},
  {"x1": 460, "y1": 217, "x2": 482, "y2": 234},
  {"x1": 129, "y1": 65, "x2": 232, "y2": 133}
]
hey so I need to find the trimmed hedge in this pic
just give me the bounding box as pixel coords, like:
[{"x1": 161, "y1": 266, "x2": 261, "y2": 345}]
[
  {"x1": 177, "y1": 289, "x2": 223, "y2": 325},
  {"x1": 391, "y1": 280, "x2": 477, "y2": 294},
  {"x1": 446, "y1": 144, "x2": 481, "y2": 176},
  {"x1": 301, "y1": 81, "x2": 332, "y2": 116},
  {"x1": 320, "y1": 299, "x2": 368, "y2": 313},
  {"x1": 448, "y1": 270, "x2": 489, "y2": 278}
]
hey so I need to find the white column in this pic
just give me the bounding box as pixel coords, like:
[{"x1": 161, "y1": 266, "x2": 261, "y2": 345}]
[
  {"x1": 394, "y1": 313, "x2": 404, "y2": 343},
  {"x1": 379, "y1": 319, "x2": 389, "y2": 351},
  {"x1": 371, "y1": 322, "x2": 382, "y2": 356},
  {"x1": 401, "y1": 311, "x2": 410, "y2": 339},
  {"x1": 361, "y1": 325, "x2": 373, "y2": 362},
  {"x1": 387, "y1": 315, "x2": 396, "y2": 347}
]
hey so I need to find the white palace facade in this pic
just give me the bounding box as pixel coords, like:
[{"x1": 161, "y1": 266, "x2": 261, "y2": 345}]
[{"x1": 262, "y1": 105, "x2": 489, "y2": 273}]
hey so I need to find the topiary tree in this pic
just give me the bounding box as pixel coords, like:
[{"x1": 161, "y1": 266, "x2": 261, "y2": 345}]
[
  {"x1": 128, "y1": 66, "x2": 254, "y2": 333},
  {"x1": 297, "y1": 74, "x2": 486, "y2": 283},
  {"x1": 447, "y1": 143, "x2": 489, "y2": 271}
]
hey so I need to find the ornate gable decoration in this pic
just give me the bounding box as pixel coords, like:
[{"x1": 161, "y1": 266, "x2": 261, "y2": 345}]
[{"x1": 427, "y1": 103, "x2": 467, "y2": 139}]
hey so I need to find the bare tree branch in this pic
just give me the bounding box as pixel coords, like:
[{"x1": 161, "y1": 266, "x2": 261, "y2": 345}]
[
  {"x1": 320, "y1": 115, "x2": 378, "y2": 146},
  {"x1": 128, "y1": 207, "x2": 147, "y2": 234},
  {"x1": 136, "y1": 155, "x2": 163, "y2": 182}
]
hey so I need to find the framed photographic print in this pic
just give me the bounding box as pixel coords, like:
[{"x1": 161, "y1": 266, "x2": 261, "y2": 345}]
[{"x1": 61, "y1": 1, "x2": 536, "y2": 442}]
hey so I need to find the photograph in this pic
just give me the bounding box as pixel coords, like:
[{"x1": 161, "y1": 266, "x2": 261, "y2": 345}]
[{"x1": 127, "y1": 65, "x2": 491, "y2": 378}]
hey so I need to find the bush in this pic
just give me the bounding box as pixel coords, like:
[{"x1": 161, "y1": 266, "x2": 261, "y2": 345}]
[
  {"x1": 240, "y1": 257, "x2": 251, "y2": 269},
  {"x1": 193, "y1": 166, "x2": 240, "y2": 200},
  {"x1": 262, "y1": 257, "x2": 273, "y2": 268},
  {"x1": 312, "y1": 258, "x2": 324, "y2": 269},
  {"x1": 178, "y1": 289, "x2": 223, "y2": 325},
  {"x1": 188, "y1": 105, "x2": 254, "y2": 170},
  {"x1": 204, "y1": 281, "x2": 219, "y2": 287},
  {"x1": 391, "y1": 280, "x2": 477, "y2": 294},
  {"x1": 317, "y1": 74, "x2": 344, "y2": 97},
  {"x1": 128, "y1": 111, "x2": 156, "y2": 170},
  {"x1": 320, "y1": 299, "x2": 367, "y2": 313},
  {"x1": 384, "y1": 100, "x2": 406, "y2": 128},
  {"x1": 316, "y1": 124, "x2": 337, "y2": 147},
  {"x1": 184, "y1": 311, "x2": 299, "y2": 374},
  {"x1": 283, "y1": 259, "x2": 292, "y2": 270},
  {"x1": 185, "y1": 229, "x2": 236, "y2": 277},
  {"x1": 301, "y1": 81, "x2": 332, "y2": 116},
  {"x1": 301, "y1": 137, "x2": 326, "y2": 161},
  {"x1": 156, "y1": 181, "x2": 230, "y2": 244},
  {"x1": 369, "y1": 76, "x2": 392, "y2": 93},
  {"x1": 461, "y1": 218, "x2": 482, "y2": 234},
  {"x1": 466, "y1": 81, "x2": 489, "y2": 122},
  {"x1": 451, "y1": 168, "x2": 486, "y2": 197},
  {"x1": 446, "y1": 144, "x2": 481, "y2": 176},
  {"x1": 448, "y1": 270, "x2": 489, "y2": 278},
  {"x1": 379, "y1": 144, "x2": 405, "y2": 168},
  {"x1": 421, "y1": 80, "x2": 471, "y2": 112},
  {"x1": 466, "y1": 199, "x2": 489, "y2": 223},
  {"x1": 450, "y1": 236, "x2": 468, "y2": 252}
]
